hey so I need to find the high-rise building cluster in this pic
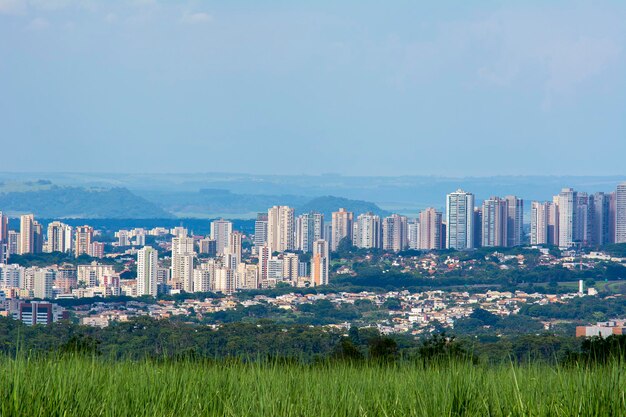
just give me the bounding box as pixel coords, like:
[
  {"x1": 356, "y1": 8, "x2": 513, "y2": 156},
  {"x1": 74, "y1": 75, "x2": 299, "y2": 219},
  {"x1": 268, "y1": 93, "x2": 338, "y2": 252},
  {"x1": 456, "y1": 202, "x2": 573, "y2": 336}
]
[
  {"x1": 1, "y1": 181, "x2": 625, "y2": 300},
  {"x1": 0, "y1": 214, "x2": 103, "y2": 259},
  {"x1": 530, "y1": 185, "x2": 626, "y2": 248}
]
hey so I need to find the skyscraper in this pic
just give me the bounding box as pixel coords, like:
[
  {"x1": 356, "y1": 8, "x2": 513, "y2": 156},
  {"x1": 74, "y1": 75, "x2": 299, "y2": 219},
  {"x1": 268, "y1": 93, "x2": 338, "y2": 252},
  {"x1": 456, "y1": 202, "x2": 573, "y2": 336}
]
[
  {"x1": 609, "y1": 192, "x2": 617, "y2": 245},
  {"x1": 282, "y1": 253, "x2": 300, "y2": 282},
  {"x1": 45, "y1": 221, "x2": 73, "y2": 253},
  {"x1": 557, "y1": 188, "x2": 577, "y2": 248},
  {"x1": 0, "y1": 212, "x2": 7, "y2": 264},
  {"x1": 482, "y1": 197, "x2": 508, "y2": 247},
  {"x1": 19, "y1": 214, "x2": 34, "y2": 255},
  {"x1": 473, "y1": 208, "x2": 482, "y2": 249},
  {"x1": 353, "y1": 212, "x2": 381, "y2": 249},
  {"x1": 210, "y1": 219, "x2": 233, "y2": 255},
  {"x1": 0, "y1": 211, "x2": 7, "y2": 243},
  {"x1": 418, "y1": 208, "x2": 442, "y2": 250},
  {"x1": 7, "y1": 231, "x2": 19, "y2": 256},
  {"x1": 171, "y1": 236, "x2": 195, "y2": 290},
  {"x1": 226, "y1": 231, "x2": 242, "y2": 269},
  {"x1": 530, "y1": 201, "x2": 549, "y2": 245},
  {"x1": 296, "y1": 212, "x2": 324, "y2": 253},
  {"x1": 505, "y1": 195, "x2": 523, "y2": 246},
  {"x1": 590, "y1": 192, "x2": 612, "y2": 246},
  {"x1": 574, "y1": 193, "x2": 590, "y2": 244},
  {"x1": 382, "y1": 214, "x2": 408, "y2": 252},
  {"x1": 446, "y1": 189, "x2": 475, "y2": 250},
  {"x1": 253, "y1": 213, "x2": 268, "y2": 249},
  {"x1": 407, "y1": 219, "x2": 420, "y2": 250},
  {"x1": 33, "y1": 222, "x2": 43, "y2": 254},
  {"x1": 267, "y1": 206, "x2": 295, "y2": 253},
  {"x1": 616, "y1": 183, "x2": 626, "y2": 244},
  {"x1": 547, "y1": 200, "x2": 559, "y2": 246},
  {"x1": 137, "y1": 246, "x2": 158, "y2": 297},
  {"x1": 331, "y1": 208, "x2": 353, "y2": 251},
  {"x1": 310, "y1": 240, "x2": 329, "y2": 286},
  {"x1": 74, "y1": 225, "x2": 94, "y2": 257},
  {"x1": 178, "y1": 254, "x2": 195, "y2": 292}
]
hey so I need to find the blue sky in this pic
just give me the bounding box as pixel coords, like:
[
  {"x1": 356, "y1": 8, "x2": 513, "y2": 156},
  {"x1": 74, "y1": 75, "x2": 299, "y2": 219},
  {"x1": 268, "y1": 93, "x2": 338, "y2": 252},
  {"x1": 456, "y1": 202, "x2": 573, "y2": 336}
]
[{"x1": 1, "y1": 1, "x2": 625, "y2": 176}]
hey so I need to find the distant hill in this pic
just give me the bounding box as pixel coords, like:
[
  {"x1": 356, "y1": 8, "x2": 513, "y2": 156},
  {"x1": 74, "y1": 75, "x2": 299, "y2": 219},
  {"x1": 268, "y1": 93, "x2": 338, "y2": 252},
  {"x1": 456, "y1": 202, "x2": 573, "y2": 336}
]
[
  {"x1": 0, "y1": 181, "x2": 391, "y2": 220},
  {"x1": 297, "y1": 196, "x2": 390, "y2": 219},
  {"x1": 0, "y1": 184, "x2": 172, "y2": 218},
  {"x1": 136, "y1": 189, "x2": 391, "y2": 219},
  {"x1": 137, "y1": 188, "x2": 310, "y2": 218},
  {"x1": 3, "y1": 173, "x2": 625, "y2": 217}
]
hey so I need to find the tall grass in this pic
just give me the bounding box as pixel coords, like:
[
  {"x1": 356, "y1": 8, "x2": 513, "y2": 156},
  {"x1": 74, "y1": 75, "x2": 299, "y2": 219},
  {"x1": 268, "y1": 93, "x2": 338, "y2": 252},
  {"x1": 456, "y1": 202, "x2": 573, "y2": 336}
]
[{"x1": 0, "y1": 355, "x2": 624, "y2": 416}]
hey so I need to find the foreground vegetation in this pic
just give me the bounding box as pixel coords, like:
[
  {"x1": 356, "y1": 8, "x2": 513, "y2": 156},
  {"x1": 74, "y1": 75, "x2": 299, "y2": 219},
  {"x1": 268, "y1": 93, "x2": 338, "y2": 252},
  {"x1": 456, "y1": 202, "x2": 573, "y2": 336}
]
[
  {"x1": 0, "y1": 355, "x2": 624, "y2": 416},
  {"x1": 1, "y1": 316, "x2": 625, "y2": 416}
]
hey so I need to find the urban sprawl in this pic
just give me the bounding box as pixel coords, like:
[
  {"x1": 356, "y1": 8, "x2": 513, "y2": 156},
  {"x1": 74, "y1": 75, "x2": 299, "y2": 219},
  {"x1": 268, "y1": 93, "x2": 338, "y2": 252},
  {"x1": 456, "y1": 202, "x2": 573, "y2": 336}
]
[{"x1": 1, "y1": 183, "x2": 625, "y2": 336}]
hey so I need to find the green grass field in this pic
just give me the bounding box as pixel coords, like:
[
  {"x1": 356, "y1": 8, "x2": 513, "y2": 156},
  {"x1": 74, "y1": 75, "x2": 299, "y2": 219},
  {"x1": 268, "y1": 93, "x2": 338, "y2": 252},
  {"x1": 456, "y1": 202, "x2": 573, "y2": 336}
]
[{"x1": 1, "y1": 356, "x2": 624, "y2": 416}]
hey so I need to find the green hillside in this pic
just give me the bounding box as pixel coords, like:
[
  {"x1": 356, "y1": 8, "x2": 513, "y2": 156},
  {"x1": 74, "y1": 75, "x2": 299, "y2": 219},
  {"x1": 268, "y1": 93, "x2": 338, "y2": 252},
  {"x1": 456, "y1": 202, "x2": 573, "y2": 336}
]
[
  {"x1": 0, "y1": 183, "x2": 172, "y2": 218},
  {"x1": 297, "y1": 195, "x2": 390, "y2": 218}
]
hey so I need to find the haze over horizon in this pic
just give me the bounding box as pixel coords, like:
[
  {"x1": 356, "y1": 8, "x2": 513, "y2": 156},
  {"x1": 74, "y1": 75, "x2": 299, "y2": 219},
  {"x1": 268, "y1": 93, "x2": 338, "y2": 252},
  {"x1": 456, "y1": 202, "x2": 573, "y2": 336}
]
[{"x1": 1, "y1": 1, "x2": 625, "y2": 176}]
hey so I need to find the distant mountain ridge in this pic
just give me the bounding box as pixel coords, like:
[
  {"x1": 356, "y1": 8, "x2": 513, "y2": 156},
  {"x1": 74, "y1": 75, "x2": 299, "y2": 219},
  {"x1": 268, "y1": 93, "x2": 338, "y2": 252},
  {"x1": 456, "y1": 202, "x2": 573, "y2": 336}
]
[
  {"x1": 136, "y1": 189, "x2": 389, "y2": 219},
  {"x1": 2, "y1": 173, "x2": 623, "y2": 216},
  {"x1": 0, "y1": 184, "x2": 172, "y2": 218},
  {"x1": 296, "y1": 196, "x2": 390, "y2": 219},
  {"x1": 0, "y1": 182, "x2": 389, "y2": 220}
]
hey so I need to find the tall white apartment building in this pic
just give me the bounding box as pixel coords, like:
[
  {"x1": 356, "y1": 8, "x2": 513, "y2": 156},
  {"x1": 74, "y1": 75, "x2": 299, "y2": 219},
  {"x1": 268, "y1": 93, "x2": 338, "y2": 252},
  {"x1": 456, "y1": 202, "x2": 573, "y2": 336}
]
[
  {"x1": 137, "y1": 246, "x2": 158, "y2": 297},
  {"x1": 171, "y1": 236, "x2": 195, "y2": 291},
  {"x1": 0, "y1": 211, "x2": 7, "y2": 243},
  {"x1": 407, "y1": 219, "x2": 420, "y2": 250},
  {"x1": 382, "y1": 214, "x2": 408, "y2": 252},
  {"x1": 353, "y1": 212, "x2": 381, "y2": 249},
  {"x1": 210, "y1": 219, "x2": 232, "y2": 255},
  {"x1": 530, "y1": 202, "x2": 549, "y2": 245},
  {"x1": 557, "y1": 188, "x2": 577, "y2": 248},
  {"x1": 505, "y1": 195, "x2": 523, "y2": 246},
  {"x1": 616, "y1": 183, "x2": 626, "y2": 243},
  {"x1": 267, "y1": 206, "x2": 295, "y2": 253},
  {"x1": 74, "y1": 225, "x2": 94, "y2": 257},
  {"x1": 482, "y1": 197, "x2": 508, "y2": 247},
  {"x1": 0, "y1": 212, "x2": 7, "y2": 264},
  {"x1": 296, "y1": 212, "x2": 324, "y2": 253},
  {"x1": 19, "y1": 214, "x2": 34, "y2": 255},
  {"x1": 45, "y1": 221, "x2": 73, "y2": 253},
  {"x1": 257, "y1": 245, "x2": 270, "y2": 283},
  {"x1": 7, "y1": 231, "x2": 19, "y2": 256},
  {"x1": 418, "y1": 208, "x2": 442, "y2": 250},
  {"x1": 590, "y1": 192, "x2": 612, "y2": 246},
  {"x1": 331, "y1": 208, "x2": 353, "y2": 251},
  {"x1": 254, "y1": 213, "x2": 268, "y2": 249},
  {"x1": 282, "y1": 253, "x2": 300, "y2": 282},
  {"x1": 446, "y1": 189, "x2": 475, "y2": 250},
  {"x1": 225, "y1": 231, "x2": 242, "y2": 270}
]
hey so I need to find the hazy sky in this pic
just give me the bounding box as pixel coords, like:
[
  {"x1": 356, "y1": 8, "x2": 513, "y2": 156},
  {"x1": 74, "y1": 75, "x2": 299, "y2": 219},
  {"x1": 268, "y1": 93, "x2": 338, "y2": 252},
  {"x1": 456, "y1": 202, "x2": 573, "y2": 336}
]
[{"x1": 1, "y1": 1, "x2": 625, "y2": 176}]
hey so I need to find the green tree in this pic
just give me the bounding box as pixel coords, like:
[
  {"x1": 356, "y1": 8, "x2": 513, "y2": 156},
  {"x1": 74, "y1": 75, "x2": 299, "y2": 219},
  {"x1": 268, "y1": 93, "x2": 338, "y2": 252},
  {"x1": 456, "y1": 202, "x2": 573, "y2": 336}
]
[{"x1": 368, "y1": 337, "x2": 398, "y2": 362}]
